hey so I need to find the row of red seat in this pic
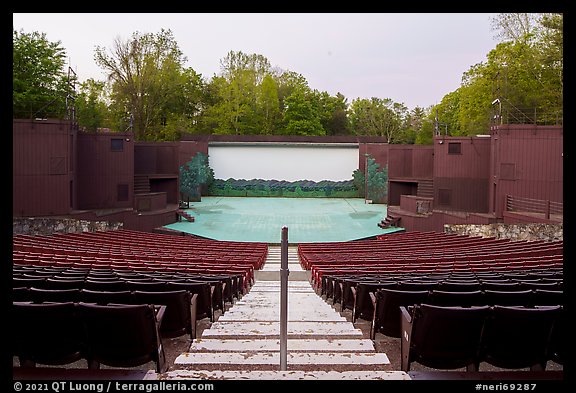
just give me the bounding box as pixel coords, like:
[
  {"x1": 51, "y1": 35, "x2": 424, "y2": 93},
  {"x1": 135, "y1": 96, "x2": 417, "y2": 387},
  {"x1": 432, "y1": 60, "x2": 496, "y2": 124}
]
[
  {"x1": 13, "y1": 229, "x2": 270, "y2": 286},
  {"x1": 299, "y1": 235, "x2": 562, "y2": 269},
  {"x1": 13, "y1": 229, "x2": 269, "y2": 269},
  {"x1": 298, "y1": 232, "x2": 563, "y2": 287}
]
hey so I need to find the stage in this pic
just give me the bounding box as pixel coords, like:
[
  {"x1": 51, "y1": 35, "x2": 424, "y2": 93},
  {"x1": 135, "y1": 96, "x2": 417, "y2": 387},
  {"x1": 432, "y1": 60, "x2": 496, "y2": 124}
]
[{"x1": 163, "y1": 197, "x2": 403, "y2": 244}]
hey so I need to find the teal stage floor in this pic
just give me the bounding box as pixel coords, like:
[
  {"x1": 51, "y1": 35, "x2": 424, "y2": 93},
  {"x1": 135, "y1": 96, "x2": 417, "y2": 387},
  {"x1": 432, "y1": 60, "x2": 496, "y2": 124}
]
[{"x1": 163, "y1": 197, "x2": 403, "y2": 244}]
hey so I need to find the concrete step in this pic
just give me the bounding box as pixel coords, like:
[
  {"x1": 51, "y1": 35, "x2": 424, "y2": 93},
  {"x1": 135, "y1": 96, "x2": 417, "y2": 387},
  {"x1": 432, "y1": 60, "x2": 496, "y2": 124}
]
[
  {"x1": 217, "y1": 313, "x2": 347, "y2": 322},
  {"x1": 201, "y1": 321, "x2": 363, "y2": 338},
  {"x1": 186, "y1": 338, "x2": 377, "y2": 352},
  {"x1": 255, "y1": 270, "x2": 310, "y2": 281},
  {"x1": 259, "y1": 246, "x2": 304, "y2": 273},
  {"x1": 165, "y1": 370, "x2": 411, "y2": 380},
  {"x1": 163, "y1": 245, "x2": 409, "y2": 380},
  {"x1": 175, "y1": 351, "x2": 390, "y2": 366}
]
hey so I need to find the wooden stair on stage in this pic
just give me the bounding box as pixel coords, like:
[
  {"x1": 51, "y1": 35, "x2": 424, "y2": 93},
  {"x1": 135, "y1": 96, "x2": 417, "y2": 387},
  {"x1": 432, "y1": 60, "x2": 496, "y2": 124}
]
[
  {"x1": 176, "y1": 209, "x2": 195, "y2": 222},
  {"x1": 378, "y1": 213, "x2": 400, "y2": 228}
]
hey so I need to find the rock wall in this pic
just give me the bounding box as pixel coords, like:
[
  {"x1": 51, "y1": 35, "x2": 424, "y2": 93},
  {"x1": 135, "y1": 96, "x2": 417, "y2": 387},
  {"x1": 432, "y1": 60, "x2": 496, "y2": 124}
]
[
  {"x1": 444, "y1": 223, "x2": 563, "y2": 242},
  {"x1": 13, "y1": 217, "x2": 123, "y2": 236}
]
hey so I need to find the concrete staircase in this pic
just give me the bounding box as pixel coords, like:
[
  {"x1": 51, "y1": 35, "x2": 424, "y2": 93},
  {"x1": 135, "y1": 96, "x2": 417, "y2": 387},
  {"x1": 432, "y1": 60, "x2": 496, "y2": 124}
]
[{"x1": 166, "y1": 246, "x2": 410, "y2": 380}]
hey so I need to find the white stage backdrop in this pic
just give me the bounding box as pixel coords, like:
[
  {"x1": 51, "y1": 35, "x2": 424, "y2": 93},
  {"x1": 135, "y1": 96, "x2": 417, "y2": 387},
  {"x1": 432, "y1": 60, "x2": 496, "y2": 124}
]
[{"x1": 208, "y1": 143, "x2": 359, "y2": 182}]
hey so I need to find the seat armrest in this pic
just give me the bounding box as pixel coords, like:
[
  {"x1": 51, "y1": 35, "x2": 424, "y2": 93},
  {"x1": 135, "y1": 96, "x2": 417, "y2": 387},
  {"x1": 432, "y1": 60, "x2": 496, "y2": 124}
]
[
  {"x1": 350, "y1": 286, "x2": 358, "y2": 322},
  {"x1": 369, "y1": 291, "x2": 377, "y2": 340},
  {"x1": 154, "y1": 305, "x2": 167, "y2": 328},
  {"x1": 208, "y1": 285, "x2": 215, "y2": 321},
  {"x1": 221, "y1": 282, "x2": 227, "y2": 304},
  {"x1": 400, "y1": 306, "x2": 413, "y2": 372},
  {"x1": 153, "y1": 305, "x2": 168, "y2": 373},
  {"x1": 189, "y1": 293, "x2": 199, "y2": 340}
]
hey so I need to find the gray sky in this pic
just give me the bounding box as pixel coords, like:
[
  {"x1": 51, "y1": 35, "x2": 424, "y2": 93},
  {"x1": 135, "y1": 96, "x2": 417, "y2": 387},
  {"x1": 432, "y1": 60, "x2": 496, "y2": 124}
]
[{"x1": 13, "y1": 12, "x2": 500, "y2": 110}]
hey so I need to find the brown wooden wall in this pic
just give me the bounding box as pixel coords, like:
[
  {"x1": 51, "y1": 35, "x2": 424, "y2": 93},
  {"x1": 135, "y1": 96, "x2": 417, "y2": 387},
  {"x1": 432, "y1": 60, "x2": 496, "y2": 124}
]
[
  {"x1": 76, "y1": 132, "x2": 134, "y2": 210},
  {"x1": 13, "y1": 119, "x2": 76, "y2": 216},
  {"x1": 135, "y1": 142, "x2": 180, "y2": 175},
  {"x1": 490, "y1": 124, "x2": 563, "y2": 218},
  {"x1": 433, "y1": 136, "x2": 492, "y2": 213},
  {"x1": 178, "y1": 141, "x2": 209, "y2": 168},
  {"x1": 13, "y1": 121, "x2": 562, "y2": 233},
  {"x1": 134, "y1": 142, "x2": 180, "y2": 204}
]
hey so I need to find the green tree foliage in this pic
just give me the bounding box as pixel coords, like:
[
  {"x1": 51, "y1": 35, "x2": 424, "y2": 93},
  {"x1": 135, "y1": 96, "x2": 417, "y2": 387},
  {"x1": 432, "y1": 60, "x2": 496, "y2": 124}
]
[
  {"x1": 13, "y1": 29, "x2": 72, "y2": 119},
  {"x1": 430, "y1": 13, "x2": 563, "y2": 136},
  {"x1": 283, "y1": 85, "x2": 325, "y2": 136},
  {"x1": 179, "y1": 152, "x2": 214, "y2": 201},
  {"x1": 207, "y1": 51, "x2": 274, "y2": 135},
  {"x1": 94, "y1": 29, "x2": 204, "y2": 141},
  {"x1": 352, "y1": 157, "x2": 388, "y2": 202},
  {"x1": 349, "y1": 97, "x2": 409, "y2": 143},
  {"x1": 16, "y1": 15, "x2": 561, "y2": 141},
  {"x1": 75, "y1": 79, "x2": 110, "y2": 131},
  {"x1": 366, "y1": 157, "x2": 388, "y2": 202},
  {"x1": 257, "y1": 74, "x2": 281, "y2": 135},
  {"x1": 316, "y1": 92, "x2": 350, "y2": 136}
]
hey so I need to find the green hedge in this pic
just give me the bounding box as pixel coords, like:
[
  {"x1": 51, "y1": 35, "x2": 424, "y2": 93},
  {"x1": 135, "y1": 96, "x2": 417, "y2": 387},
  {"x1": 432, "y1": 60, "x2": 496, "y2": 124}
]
[{"x1": 206, "y1": 178, "x2": 360, "y2": 198}]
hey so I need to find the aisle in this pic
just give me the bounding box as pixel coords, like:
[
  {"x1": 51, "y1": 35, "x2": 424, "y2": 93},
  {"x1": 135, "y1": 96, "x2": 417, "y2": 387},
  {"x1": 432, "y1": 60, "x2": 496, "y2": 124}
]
[{"x1": 165, "y1": 246, "x2": 410, "y2": 380}]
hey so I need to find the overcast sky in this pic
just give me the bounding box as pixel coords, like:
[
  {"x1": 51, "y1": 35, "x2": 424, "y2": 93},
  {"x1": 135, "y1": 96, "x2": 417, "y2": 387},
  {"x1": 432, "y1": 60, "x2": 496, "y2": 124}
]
[{"x1": 13, "y1": 13, "x2": 500, "y2": 110}]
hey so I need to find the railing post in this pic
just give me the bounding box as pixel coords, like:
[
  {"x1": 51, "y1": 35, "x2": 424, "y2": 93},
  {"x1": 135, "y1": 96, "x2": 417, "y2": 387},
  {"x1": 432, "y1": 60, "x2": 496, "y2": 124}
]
[
  {"x1": 280, "y1": 226, "x2": 289, "y2": 371},
  {"x1": 545, "y1": 200, "x2": 550, "y2": 220}
]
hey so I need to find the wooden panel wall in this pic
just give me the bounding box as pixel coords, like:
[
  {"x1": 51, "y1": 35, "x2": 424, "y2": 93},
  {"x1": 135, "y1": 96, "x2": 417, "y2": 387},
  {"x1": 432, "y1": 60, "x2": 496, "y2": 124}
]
[
  {"x1": 76, "y1": 132, "x2": 134, "y2": 210},
  {"x1": 12, "y1": 119, "x2": 75, "y2": 216},
  {"x1": 491, "y1": 124, "x2": 563, "y2": 217}
]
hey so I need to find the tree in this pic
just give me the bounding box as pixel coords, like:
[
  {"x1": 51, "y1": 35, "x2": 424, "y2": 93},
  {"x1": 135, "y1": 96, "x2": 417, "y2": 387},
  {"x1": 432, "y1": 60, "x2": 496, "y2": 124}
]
[
  {"x1": 352, "y1": 157, "x2": 388, "y2": 202},
  {"x1": 257, "y1": 74, "x2": 281, "y2": 135},
  {"x1": 490, "y1": 13, "x2": 540, "y2": 43},
  {"x1": 349, "y1": 97, "x2": 407, "y2": 142},
  {"x1": 282, "y1": 85, "x2": 325, "y2": 136},
  {"x1": 75, "y1": 78, "x2": 110, "y2": 131},
  {"x1": 315, "y1": 91, "x2": 351, "y2": 136},
  {"x1": 13, "y1": 29, "x2": 72, "y2": 119},
  {"x1": 431, "y1": 90, "x2": 463, "y2": 136},
  {"x1": 179, "y1": 152, "x2": 214, "y2": 202},
  {"x1": 94, "y1": 29, "x2": 199, "y2": 141}
]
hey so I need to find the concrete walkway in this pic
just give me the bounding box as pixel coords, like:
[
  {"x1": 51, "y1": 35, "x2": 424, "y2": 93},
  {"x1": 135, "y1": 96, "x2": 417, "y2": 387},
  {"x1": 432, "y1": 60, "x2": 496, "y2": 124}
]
[{"x1": 166, "y1": 246, "x2": 410, "y2": 380}]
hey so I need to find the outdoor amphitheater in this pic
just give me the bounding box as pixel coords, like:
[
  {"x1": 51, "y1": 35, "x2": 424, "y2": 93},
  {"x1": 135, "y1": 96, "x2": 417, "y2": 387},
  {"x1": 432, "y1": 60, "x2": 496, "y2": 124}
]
[{"x1": 12, "y1": 119, "x2": 564, "y2": 383}]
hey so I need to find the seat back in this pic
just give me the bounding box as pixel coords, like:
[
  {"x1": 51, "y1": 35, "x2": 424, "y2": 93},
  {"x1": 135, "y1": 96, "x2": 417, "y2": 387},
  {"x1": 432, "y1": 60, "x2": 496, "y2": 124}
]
[
  {"x1": 44, "y1": 278, "x2": 85, "y2": 290},
  {"x1": 29, "y1": 288, "x2": 82, "y2": 303},
  {"x1": 438, "y1": 280, "x2": 481, "y2": 292},
  {"x1": 532, "y1": 289, "x2": 564, "y2": 306},
  {"x1": 480, "y1": 281, "x2": 523, "y2": 291},
  {"x1": 428, "y1": 290, "x2": 485, "y2": 307},
  {"x1": 125, "y1": 280, "x2": 169, "y2": 292},
  {"x1": 13, "y1": 277, "x2": 47, "y2": 289},
  {"x1": 78, "y1": 302, "x2": 166, "y2": 373},
  {"x1": 482, "y1": 289, "x2": 534, "y2": 307},
  {"x1": 480, "y1": 305, "x2": 560, "y2": 370},
  {"x1": 133, "y1": 290, "x2": 192, "y2": 338},
  {"x1": 12, "y1": 301, "x2": 85, "y2": 367},
  {"x1": 548, "y1": 306, "x2": 564, "y2": 365},
  {"x1": 13, "y1": 287, "x2": 31, "y2": 302},
  {"x1": 193, "y1": 277, "x2": 225, "y2": 312},
  {"x1": 353, "y1": 281, "x2": 398, "y2": 322},
  {"x1": 166, "y1": 281, "x2": 212, "y2": 320},
  {"x1": 84, "y1": 279, "x2": 129, "y2": 292},
  {"x1": 80, "y1": 289, "x2": 135, "y2": 305},
  {"x1": 374, "y1": 288, "x2": 430, "y2": 338},
  {"x1": 397, "y1": 280, "x2": 439, "y2": 291},
  {"x1": 408, "y1": 304, "x2": 489, "y2": 370}
]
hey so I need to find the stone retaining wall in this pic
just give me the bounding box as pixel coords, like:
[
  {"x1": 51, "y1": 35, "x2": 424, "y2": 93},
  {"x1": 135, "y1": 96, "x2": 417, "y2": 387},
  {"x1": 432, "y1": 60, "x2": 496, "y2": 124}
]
[
  {"x1": 444, "y1": 223, "x2": 563, "y2": 242},
  {"x1": 13, "y1": 217, "x2": 123, "y2": 236}
]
